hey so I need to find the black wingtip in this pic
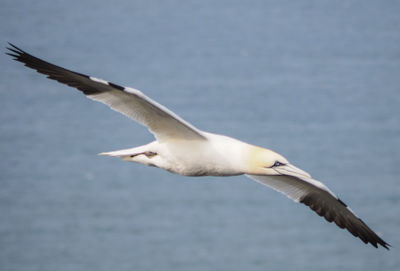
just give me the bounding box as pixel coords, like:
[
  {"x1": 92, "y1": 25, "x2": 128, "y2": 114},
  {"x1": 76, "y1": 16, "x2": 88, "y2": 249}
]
[
  {"x1": 381, "y1": 240, "x2": 391, "y2": 250},
  {"x1": 7, "y1": 42, "x2": 23, "y2": 52},
  {"x1": 6, "y1": 42, "x2": 25, "y2": 60},
  {"x1": 6, "y1": 42, "x2": 21, "y2": 53},
  {"x1": 5, "y1": 43, "x2": 119, "y2": 96},
  {"x1": 300, "y1": 193, "x2": 390, "y2": 250},
  {"x1": 5, "y1": 52, "x2": 18, "y2": 58}
]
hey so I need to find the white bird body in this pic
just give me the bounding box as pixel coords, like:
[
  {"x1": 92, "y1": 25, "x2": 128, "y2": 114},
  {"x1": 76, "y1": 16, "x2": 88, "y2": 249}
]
[
  {"x1": 7, "y1": 43, "x2": 389, "y2": 249},
  {"x1": 101, "y1": 132, "x2": 291, "y2": 177}
]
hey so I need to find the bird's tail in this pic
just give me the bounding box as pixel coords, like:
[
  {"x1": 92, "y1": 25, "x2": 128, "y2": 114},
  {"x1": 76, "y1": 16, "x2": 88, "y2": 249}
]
[
  {"x1": 98, "y1": 145, "x2": 152, "y2": 162},
  {"x1": 98, "y1": 148, "x2": 138, "y2": 160}
]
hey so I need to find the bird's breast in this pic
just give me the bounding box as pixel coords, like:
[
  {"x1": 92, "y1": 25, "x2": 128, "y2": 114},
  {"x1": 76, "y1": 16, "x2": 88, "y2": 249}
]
[{"x1": 157, "y1": 134, "x2": 249, "y2": 176}]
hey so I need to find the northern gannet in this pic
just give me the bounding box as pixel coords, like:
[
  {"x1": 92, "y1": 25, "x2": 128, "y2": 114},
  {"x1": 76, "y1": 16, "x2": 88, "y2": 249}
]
[{"x1": 6, "y1": 43, "x2": 389, "y2": 249}]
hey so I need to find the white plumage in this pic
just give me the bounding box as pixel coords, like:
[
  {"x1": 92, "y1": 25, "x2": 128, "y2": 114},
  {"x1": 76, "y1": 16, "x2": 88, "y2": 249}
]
[{"x1": 6, "y1": 43, "x2": 389, "y2": 249}]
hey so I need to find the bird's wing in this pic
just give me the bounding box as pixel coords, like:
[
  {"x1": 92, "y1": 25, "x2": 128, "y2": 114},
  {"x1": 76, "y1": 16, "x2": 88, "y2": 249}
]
[
  {"x1": 6, "y1": 43, "x2": 207, "y2": 142},
  {"x1": 247, "y1": 174, "x2": 389, "y2": 249}
]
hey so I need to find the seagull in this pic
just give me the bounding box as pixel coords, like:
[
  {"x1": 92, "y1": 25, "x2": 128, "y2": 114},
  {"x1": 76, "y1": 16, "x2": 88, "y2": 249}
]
[{"x1": 6, "y1": 43, "x2": 389, "y2": 249}]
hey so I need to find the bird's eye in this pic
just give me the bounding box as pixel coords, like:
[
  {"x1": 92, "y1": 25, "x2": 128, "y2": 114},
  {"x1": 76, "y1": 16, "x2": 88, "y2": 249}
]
[{"x1": 273, "y1": 161, "x2": 283, "y2": 167}]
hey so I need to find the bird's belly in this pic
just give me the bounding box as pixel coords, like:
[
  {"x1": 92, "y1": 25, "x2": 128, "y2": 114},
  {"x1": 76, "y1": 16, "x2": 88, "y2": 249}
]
[
  {"x1": 161, "y1": 148, "x2": 243, "y2": 177},
  {"x1": 167, "y1": 163, "x2": 243, "y2": 177}
]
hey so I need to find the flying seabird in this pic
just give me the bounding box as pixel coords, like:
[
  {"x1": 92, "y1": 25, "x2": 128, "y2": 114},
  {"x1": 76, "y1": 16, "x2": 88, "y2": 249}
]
[{"x1": 6, "y1": 43, "x2": 390, "y2": 249}]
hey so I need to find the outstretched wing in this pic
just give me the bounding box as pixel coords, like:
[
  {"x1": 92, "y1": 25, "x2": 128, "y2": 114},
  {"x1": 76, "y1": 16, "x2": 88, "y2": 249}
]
[
  {"x1": 247, "y1": 174, "x2": 389, "y2": 249},
  {"x1": 6, "y1": 43, "x2": 207, "y2": 142}
]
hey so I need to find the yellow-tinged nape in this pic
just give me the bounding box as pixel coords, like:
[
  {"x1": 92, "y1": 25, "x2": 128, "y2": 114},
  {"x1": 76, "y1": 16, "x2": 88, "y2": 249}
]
[{"x1": 246, "y1": 145, "x2": 289, "y2": 175}]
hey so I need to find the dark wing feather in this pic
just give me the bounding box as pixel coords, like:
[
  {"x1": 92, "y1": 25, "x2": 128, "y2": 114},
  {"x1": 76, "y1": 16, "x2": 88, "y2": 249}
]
[
  {"x1": 6, "y1": 43, "x2": 206, "y2": 141},
  {"x1": 248, "y1": 174, "x2": 389, "y2": 249},
  {"x1": 300, "y1": 191, "x2": 389, "y2": 248}
]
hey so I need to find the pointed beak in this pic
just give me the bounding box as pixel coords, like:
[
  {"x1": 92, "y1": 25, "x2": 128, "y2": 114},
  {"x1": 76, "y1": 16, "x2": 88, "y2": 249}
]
[{"x1": 275, "y1": 163, "x2": 312, "y2": 179}]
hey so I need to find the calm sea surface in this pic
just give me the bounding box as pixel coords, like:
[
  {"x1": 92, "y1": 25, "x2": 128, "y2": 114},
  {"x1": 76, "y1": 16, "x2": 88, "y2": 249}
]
[{"x1": 1, "y1": 1, "x2": 400, "y2": 270}]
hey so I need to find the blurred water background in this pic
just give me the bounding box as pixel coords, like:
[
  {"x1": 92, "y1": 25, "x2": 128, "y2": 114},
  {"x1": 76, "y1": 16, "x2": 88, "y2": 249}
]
[{"x1": 1, "y1": 0, "x2": 400, "y2": 270}]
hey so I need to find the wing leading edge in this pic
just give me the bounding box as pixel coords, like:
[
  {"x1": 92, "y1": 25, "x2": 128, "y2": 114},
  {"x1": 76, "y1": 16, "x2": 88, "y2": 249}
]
[{"x1": 6, "y1": 43, "x2": 207, "y2": 142}]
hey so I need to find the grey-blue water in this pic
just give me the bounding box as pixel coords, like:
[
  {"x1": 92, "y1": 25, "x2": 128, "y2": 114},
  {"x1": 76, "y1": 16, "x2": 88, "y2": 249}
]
[{"x1": 1, "y1": 0, "x2": 399, "y2": 270}]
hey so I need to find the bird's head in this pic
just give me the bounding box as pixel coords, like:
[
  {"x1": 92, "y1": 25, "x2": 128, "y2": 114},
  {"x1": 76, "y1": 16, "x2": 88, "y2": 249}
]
[{"x1": 245, "y1": 146, "x2": 311, "y2": 178}]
